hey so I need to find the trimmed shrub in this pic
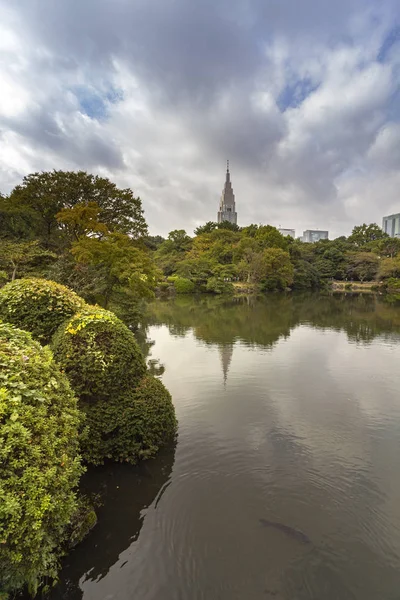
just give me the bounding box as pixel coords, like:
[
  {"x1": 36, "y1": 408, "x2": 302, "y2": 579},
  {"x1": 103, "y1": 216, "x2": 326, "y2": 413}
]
[
  {"x1": 80, "y1": 374, "x2": 177, "y2": 465},
  {"x1": 206, "y1": 277, "x2": 234, "y2": 294},
  {"x1": 174, "y1": 277, "x2": 195, "y2": 294},
  {"x1": 0, "y1": 322, "x2": 83, "y2": 597},
  {"x1": 0, "y1": 278, "x2": 85, "y2": 343},
  {"x1": 52, "y1": 306, "x2": 146, "y2": 400}
]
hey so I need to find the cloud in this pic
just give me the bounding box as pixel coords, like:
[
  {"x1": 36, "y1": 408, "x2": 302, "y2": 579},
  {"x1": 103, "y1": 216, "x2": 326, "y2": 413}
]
[{"x1": 0, "y1": 0, "x2": 399, "y2": 237}]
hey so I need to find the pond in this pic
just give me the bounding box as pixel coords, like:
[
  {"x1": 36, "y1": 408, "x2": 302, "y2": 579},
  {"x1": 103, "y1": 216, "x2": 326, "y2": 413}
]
[{"x1": 50, "y1": 293, "x2": 400, "y2": 600}]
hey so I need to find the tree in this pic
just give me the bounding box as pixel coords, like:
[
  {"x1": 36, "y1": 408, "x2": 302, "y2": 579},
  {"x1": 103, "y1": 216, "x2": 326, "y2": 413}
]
[
  {"x1": 56, "y1": 202, "x2": 108, "y2": 241},
  {"x1": 194, "y1": 222, "x2": 218, "y2": 235},
  {"x1": 348, "y1": 223, "x2": 387, "y2": 247},
  {"x1": 238, "y1": 249, "x2": 265, "y2": 283},
  {"x1": 378, "y1": 256, "x2": 400, "y2": 280},
  {"x1": 157, "y1": 230, "x2": 192, "y2": 255},
  {"x1": 0, "y1": 240, "x2": 55, "y2": 281},
  {"x1": 71, "y1": 233, "x2": 158, "y2": 307},
  {"x1": 314, "y1": 257, "x2": 336, "y2": 279},
  {"x1": 292, "y1": 260, "x2": 321, "y2": 289},
  {"x1": 241, "y1": 224, "x2": 259, "y2": 238},
  {"x1": 9, "y1": 171, "x2": 148, "y2": 248},
  {"x1": 346, "y1": 252, "x2": 379, "y2": 282},
  {"x1": 372, "y1": 237, "x2": 400, "y2": 258},
  {"x1": 175, "y1": 257, "x2": 215, "y2": 287},
  {"x1": 254, "y1": 225, "x2": 289, "y2": 250},
  {"x1": 0, "y1": 195, "x2": 38, "y2": 240},
  {"x1": 216, "y1": 220, "x2": 240, "y2": 232},
  {"x1": 143, "y1": 235, "x2": 165, "y2": 251},
  {"x1": 261, "y1": 248, "x2": 294, "y2": 290}
]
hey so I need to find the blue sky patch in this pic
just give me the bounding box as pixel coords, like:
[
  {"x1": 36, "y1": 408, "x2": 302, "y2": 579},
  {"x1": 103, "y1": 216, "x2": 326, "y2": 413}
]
[
  {"x1": 73, "y1": 85, "x2": 124, "y2": 120},
  {"x1": 378, "y1": 25, "x2": 400, "y2": 63},
  {"x1": 277, "y1": 77, "x2": 320, "y2": 111}
]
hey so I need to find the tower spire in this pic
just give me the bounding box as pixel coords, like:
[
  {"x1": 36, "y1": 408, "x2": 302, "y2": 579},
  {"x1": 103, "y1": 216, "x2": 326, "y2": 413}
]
[{"x1": 217, "y1": 160, "x2": 237, "y2": 225}]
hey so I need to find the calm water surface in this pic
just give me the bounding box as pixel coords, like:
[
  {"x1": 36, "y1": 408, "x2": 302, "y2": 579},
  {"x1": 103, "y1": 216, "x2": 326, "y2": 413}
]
[{"x1": 51, "y1": 294, "x2": 400, "y2": 600}]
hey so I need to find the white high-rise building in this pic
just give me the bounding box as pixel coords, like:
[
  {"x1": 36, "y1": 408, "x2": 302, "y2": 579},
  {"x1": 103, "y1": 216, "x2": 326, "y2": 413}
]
[
  {"x1": 382, "y1": 214, "x2": 400, "y2": 237},
  {"x1": 217, "y1": 161, "x2": 237, "y2": 225},
  {"x1": 302, "y1": 230, "x2": 329, "y2": 243}
]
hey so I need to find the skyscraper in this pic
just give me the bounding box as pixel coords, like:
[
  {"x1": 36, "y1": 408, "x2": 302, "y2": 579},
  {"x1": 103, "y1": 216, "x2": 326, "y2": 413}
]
[
  {"x1": 382, "y1": 214, "x2": 400, "y2": 237},
  {"x1": 217, "y1": 161, "x2": 237, "y2": 225},
  {"x1": 302, "y1": 230, "x2": 329, "y2": 242}
]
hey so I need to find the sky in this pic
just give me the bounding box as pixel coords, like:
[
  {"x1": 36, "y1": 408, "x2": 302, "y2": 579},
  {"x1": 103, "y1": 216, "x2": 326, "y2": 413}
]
[{"x1": 0, "y1": 0, "x2": 399, "y2": 238}]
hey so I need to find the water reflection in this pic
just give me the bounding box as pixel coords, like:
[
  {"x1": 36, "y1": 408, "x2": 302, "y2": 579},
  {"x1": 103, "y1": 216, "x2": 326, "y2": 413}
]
[
  {"x1": 219, "y1": 343, "x2": 234, "y2": 385},
  {"x1": 49, "y1": 444, "x2": 176, "y2": 599},
  {"x1": 50, "y1": 293, "x2": 400, "y2": 600},
  {"x1": 143, "y1": 292, "x2": 400, "y2": 352}
]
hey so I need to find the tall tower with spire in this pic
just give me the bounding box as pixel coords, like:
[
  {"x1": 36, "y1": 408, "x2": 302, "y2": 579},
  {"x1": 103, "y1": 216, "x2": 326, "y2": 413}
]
[{"x1": 217, "y1": 160, "x2": 237, "y2": 225}]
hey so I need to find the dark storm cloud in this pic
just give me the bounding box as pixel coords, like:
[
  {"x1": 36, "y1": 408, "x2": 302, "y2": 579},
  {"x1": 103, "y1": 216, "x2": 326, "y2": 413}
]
[
  {"x1": 0, "y1": 0, "x2": 399, "y2": 236},
  {"x1": 0, "y1": 107, "x2": 125, "y2": 171}
]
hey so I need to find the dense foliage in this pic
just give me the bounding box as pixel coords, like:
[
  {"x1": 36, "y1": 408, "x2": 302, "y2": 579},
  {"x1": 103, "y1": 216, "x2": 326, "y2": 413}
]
[
  {"x1": 1, "y1": 169, "x2": 400, "y2": 295},
  {"x1": 0, "y1": 278, "x2": 85, "y2": 343},
  {"x1": 80, "y1": 374, "x2": 177, "y2": 465},
  {"x1": 0, "y1": 171, "x2": 156, "y2": 314},
  {"x1": 0, "y1": 322, "x2": 83, "y2": 597},
  {"x1": 52, "y1": 302, "x2": 176, "y2": 465},
  {"x1": 52, "y1": 306, "x2": 146, "y2": 400},
  {"x1": 153, "y1": 221, "x2": 400, "y2": 292}
]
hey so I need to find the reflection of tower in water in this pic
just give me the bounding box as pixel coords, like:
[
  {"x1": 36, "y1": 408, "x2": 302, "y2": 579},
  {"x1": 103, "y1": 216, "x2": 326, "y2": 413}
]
[{"x1": 218, "y1": 343, "x2": 234, "y2": 385}]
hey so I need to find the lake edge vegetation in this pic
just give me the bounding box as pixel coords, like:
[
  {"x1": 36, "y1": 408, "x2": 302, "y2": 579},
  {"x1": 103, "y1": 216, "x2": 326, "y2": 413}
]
[
  {"x1": 1, "y1": 170, "x2": 400, "y2": 305},
  {"x1": 1, "y1": 169, "x2": 400, "y2": 597}
]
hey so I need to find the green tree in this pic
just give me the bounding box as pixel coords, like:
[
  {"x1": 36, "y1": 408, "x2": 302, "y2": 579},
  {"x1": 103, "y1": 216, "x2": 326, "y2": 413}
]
[
  {"x1": 241, "y1": 224, "x2": 259, "y2": 238},
  {"x1": 346, "y1": 252, "x2": 379, "y2": 282},
  {"x1": 216, "y1": 220, "x2": 240, "y2": 232},
  {"x1": 194, "y1": 222, "x2": 218, "y2": 235},
  {"x1": 155, "y1": 230, "x2": 192, "y2": 276},
  {"x1": 143, "y1": 235, "x2": 165, "y2": 251},
  {"x1": 238, "y1": 249, "x2": 265, "y2": 283},
  {"x1": 378, "y1": 256, "x2": 400, "y2": 280},
  {"x1": 9, "y1": 171, "x2": 147, "y2": 248},
  {"x1": 56, "y1": 202, "x2": 108, "y2": 241},
  {"x1": 372, "y1": 237, "x2": 400, "y2": 258},
  {"x1": 255, "y1": 225, "x2": 288, "y2": 250},
  {"x1": 348, "y1": 223, "x2": 387, "y2": 247},
  {"x1": 175, "y1": 256, "x2": 215, "y2": 288},
  {"x1": 0, "y1": 195, "x2": 38, "y2": 240},
  {"x1": 71, "y1": 233, "x2": 158, "y2": 307},
  {"x1": 292, "y1": 260, "x2": 322, "y2": 289},
  {"x1": 261, "y1": 248, "x2": 294, "y2": 290},
  {"x1": 158, "y1": 230, "x2": 192, "y2": 254},
  {"x1": 0, "y1": 240, "x2": 55, "y2": 281}
]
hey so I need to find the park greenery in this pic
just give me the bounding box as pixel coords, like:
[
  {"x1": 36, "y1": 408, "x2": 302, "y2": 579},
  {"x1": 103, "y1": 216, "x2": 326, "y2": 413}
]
[
  {"x1": 151, "y1": 221, "x2": 400, "y2": 294},
  {"x1": 1, "y1": 168, "x2": 400, "y2": 597},
  {"x1": 0, "y1": 322, "x2": 83, "y2": 598},
  {"x1": 0, "y1": 278, "x2": 176, "y2": 598},
  {"x1": 1, "y1": 170, "x2": 400, "y2": 300}
]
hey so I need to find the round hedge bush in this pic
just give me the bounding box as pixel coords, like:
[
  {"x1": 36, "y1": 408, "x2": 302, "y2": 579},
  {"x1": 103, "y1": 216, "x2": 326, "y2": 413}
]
[
  {"x1": 174, "y1": 277, "x2": 195, "y2": 294},
  {"x1": 0, "y1": 321, "x2": 83, "y2": 597},
  {"x1": 0, "y1": 278, "x2": 85, "y2": 344},
  {"x1": 51, "y1": 306, "x2": 147, "y2": 400},
  {"x1": 80, "y1": 374, "x2": 177, "y2": 465}
]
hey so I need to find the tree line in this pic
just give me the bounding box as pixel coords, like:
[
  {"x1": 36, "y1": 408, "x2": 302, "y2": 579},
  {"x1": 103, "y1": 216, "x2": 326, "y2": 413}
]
[
  {"x1": 1, "y1": 170, "x2": 400, "y2": 304},
  {"x1": 151, "y1": 220, "x2": 400, "y2": 293}
]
